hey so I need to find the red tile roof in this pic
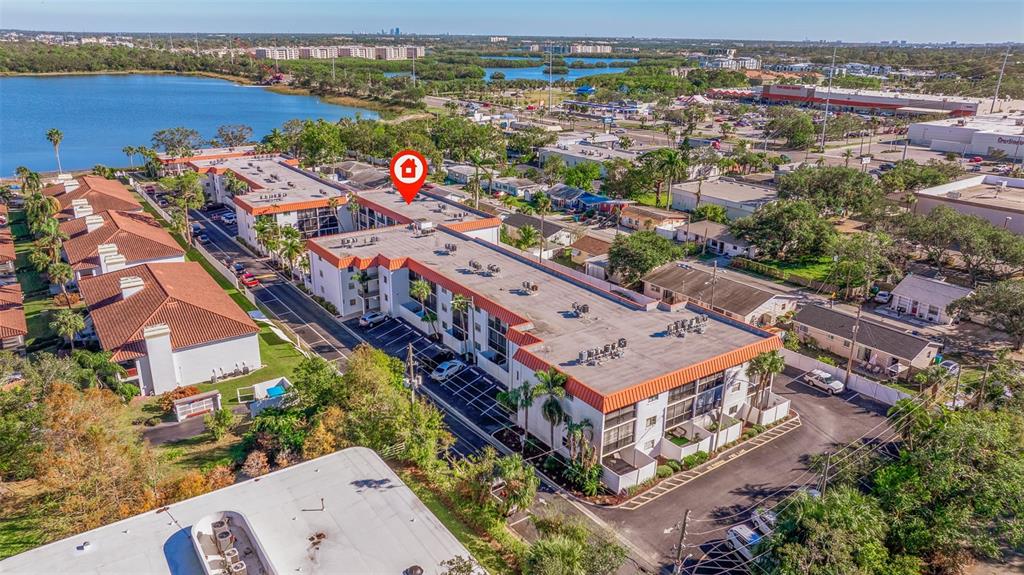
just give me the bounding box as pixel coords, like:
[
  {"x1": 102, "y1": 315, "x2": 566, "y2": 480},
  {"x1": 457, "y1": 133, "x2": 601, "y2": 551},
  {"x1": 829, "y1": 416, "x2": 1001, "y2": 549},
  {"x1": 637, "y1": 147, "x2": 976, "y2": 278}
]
[
  {"x1": 0, "y1": 284, "x2": 27, "y2": 339},
  {"x1": 442, "y1": 218, "x2": 502, "y2": 234},
  {"x1": 232, "y1": 194, "x2": 348, "y2": 216},
  {"x1": 0, "y1": 227, "x2": 13, "y2": 263},
  {"x1": 78, "y1": 262, "x2": 259, "y2": 362},
  {"x1": 45, "y1": 175, "x2": 141, "y2": 216},
  {"x1": 60, "y1": 210, "x2": 184, "y2": 272}
]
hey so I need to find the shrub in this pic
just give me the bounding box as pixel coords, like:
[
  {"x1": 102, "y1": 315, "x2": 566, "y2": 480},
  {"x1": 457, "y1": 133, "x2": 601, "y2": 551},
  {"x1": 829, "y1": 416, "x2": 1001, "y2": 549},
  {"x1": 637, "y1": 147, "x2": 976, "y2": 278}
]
[
  {"x1": 666, "y1": 460, "x2": 682, "y2": 473},
  {"x1": 53, "y1": 292, "x2": 81, "y2": 307},
  {"x1": 816, "y1": 354, "x2": 837, "y2": 367},
  {"x1": 145, "y1": 415, "x2": 163, "y2": 426},
  {"x1": 206, "y1": 465, "x2": 236, "y2": 490},
  {"x1": 158, "y1": 385, "x2": 201, "y2": 413},
  {"x1": 682, "y1": 451, "x2": 709, "y2": 470},
  {"x1": 204, "y1": 407, "x2": 236, "y2": 441},
  {"x1": 543, "y1": 455, "x2": 561, "y2": 474},
  {"x1": 753, "y1": 424, "x2": 766, "y2": 433},
  {"x1": 242, "y1": 450, "x2": 270, "y2": 478},
  {"x1": 743, "y1": 429, "x2": 758, "y2": 440},
  {"x1": 656, "y1": 465, "x2": 673, "y2": 479}
]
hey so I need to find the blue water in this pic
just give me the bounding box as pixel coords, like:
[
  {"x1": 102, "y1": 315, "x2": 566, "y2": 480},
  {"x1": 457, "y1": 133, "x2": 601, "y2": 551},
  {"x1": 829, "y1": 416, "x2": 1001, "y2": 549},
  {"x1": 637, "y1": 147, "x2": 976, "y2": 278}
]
[
  {"x1": 385, "y1": 66, "x2": 627, "y2": 82},
  {"x1": 0, "y1": 74, "x2": 378, "y2": 174}
]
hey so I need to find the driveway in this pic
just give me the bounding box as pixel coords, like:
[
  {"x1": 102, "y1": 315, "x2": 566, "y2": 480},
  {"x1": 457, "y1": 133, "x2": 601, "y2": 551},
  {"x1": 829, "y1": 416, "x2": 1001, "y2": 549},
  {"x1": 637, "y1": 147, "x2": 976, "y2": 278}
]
[{"x1": 589, "y1": 367, "x2": 893, "y2": 572}]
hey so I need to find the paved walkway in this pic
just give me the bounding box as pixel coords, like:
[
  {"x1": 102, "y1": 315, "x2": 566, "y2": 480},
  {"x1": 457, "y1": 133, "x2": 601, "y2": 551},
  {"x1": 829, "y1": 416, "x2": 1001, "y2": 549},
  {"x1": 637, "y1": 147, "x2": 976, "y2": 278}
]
[{"x1": 614, "y1": 415, "x2": 802, "y2": 512}]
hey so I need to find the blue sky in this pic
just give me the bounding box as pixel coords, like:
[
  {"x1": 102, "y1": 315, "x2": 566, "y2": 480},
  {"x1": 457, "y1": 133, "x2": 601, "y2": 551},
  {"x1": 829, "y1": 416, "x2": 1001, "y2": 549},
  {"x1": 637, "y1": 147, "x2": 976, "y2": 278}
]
[{"x1": 3, "y1": 0, "x2": 1022, "y2": 43}]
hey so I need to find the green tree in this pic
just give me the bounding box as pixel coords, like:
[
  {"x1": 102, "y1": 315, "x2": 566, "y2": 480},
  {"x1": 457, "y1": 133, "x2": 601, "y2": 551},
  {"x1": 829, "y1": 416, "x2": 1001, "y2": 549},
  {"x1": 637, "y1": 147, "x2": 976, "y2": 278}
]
[
  {"x1": 204, "y1": 408, "x2": 236, "y2": 441},
  {"x1": 497, "y1": 382, "x2": 537, "y2": 453},
  {"x1": 948, "y1": 280, "x2": 1024, "y2": 349},
  {"x1": 122, "y1": 145, "x2": 137, "y2": 169},
  {"x1": 776, "y1": 165, "x2": 884, "y2": 217},
  {"x1": 607, "y1": 230, "x2": 689, "y2": 287},
  {"x1": 152, "y1": 126, "x2": 203, "y2": 157},
  {"x1": 830, "y1": 232, "x2": 899, "y2": 296},
  {"x1": 528, "y1": 514, "x2": 627, "y2": 575},
  {"x1": 47, "y1": 261, "x2": 75, "y2": 308},
  {"x1": 692, "y1": 203, "x2": 728, "y2": 224},
  {"x1": 913, "y1": 364, "x2": 952, "y2": 401},
  {"x1": 535, "y1": 368, "x2": 567, "y2": 453},
  {"x1": 278, "y1": 225, "x2": 304, "y2": 275},
  {"x1": 253, "y1": 215, "x2": 281, "y2": 257},
  {"x1": 563, "y1": 162, "x2": 601, "y2": 191},
  {"x1": 298, "y1": 119, "x2": 345, "y2": 166},
  {"x1": 291, "y1": 355, "x2": 347, "y2": 411},
  {"x1": 493, "y1": 453, "x2": 540, "y2": 516},
  {"x1": 215, "y1": 124, "x2": 254, "y2": 147},
  {"x1": 71, "y1": 350, "x2": 130, "y2": 397},
  {"x1": 746, "y1": 350, "x2": 785, "y2": 410},
  {"x1": 49, "y1": 308, "x2": 84, "y2": 352},
  {"x1": 541, "y1": 155, "x2": 566, "y2": 185},
  {"x1": 654, "y1": 148, "x2": 689, "y2": 209},
  {"x1": 730, "y1": 200, "x2": 836, "y2": 261},
  {"x1": 409, "y1": 278, "x2": 432, "y2": 314},
  {"x1": 159, "y1": 171, "x2": 204, "y2": 244},
  {"x1": 515, "y1": 224, "x2": 540, "y2": 251},
  {"x1": 46, "y1": 128, "x2": 64, "y2": 174}
]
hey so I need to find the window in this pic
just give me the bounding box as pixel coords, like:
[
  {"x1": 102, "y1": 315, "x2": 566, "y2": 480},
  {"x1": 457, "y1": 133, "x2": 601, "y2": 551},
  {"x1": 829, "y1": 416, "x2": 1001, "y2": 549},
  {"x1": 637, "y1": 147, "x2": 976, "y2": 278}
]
[
  {"x1": 384, "y1": 294, "x2": 389, "y2": 301},
  {"x1": 729, "y1": 405, "x2": 738, "y2": 415},
  {"x1": 648, "y1": 394, "x2": 659, "y2": 403},
  {"x1": 645, "y1": 416, "x2": 657, "y2": 429},
  {"x1": 347, "y1": 266, "x2": 354, "y2": 273},
  {"x1": 320, "y1": 286, "x2": 325, "y2": 294},
  {"x1": 319, "y1": 270, "x2": 323, "y2": 278},
  {"x1": 666, "y1": 398, "x2": 694, "y2": 429},
  {"x1": 605, "y1": 405, "x2": 636, "y2": 429},
  {"x1": 643, "y1": 439, "x2": 655, "y2": 451},
  {"x1": 650, "y1": 285, "x2": 661, "y2": 293},
  {"x1": 382, "y1": 276, "x2": 388, "y2": 284},
  {"x1": 349, "y1": 299, "x2": 356, "y2": 306},
  {"x1": 669, "y1": 383, "x2": 696, "y2": 403},
  {"x1": 602, "y1": 422, "x2": 635, "y2": 452},
  {"x1": 348, "y1": 283, "x2": 355, "y2": 289}
]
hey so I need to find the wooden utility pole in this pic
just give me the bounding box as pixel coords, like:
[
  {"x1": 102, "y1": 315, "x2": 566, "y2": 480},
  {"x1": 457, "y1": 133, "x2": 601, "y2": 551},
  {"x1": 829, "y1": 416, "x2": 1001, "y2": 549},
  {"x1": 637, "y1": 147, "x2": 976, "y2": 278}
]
[
  {"x1": 844, "y1": 306, "x2": 863, "y2": 387},
  {"x1": 673, "y1": 509, "x2": 691, "y2": 575},
  {"x1": 951, "y1": 367, "x2": 963, "y2": 410},
  {"x1": 407, "y1": 342, "x2": 416, "y2": 403},
  {"x1": 975, "y1": 363, "x2": 991, "y2": 409},
  {"x1": 820, "y1": 451, "x2": 832, "y2": 494}
]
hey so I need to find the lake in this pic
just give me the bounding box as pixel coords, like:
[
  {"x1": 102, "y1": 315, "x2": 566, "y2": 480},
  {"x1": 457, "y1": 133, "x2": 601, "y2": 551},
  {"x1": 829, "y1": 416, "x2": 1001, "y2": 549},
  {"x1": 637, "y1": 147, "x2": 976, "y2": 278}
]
[{"x1": 0, "y1": 74, "x2": 378, "y2": 174}]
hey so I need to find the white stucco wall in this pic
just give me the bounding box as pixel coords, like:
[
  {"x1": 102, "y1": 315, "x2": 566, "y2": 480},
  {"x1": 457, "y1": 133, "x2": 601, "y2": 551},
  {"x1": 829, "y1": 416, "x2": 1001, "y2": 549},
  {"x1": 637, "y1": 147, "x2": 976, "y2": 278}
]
[{"x1": 139, "y1": 333, "x2": 261, "y2": 394}]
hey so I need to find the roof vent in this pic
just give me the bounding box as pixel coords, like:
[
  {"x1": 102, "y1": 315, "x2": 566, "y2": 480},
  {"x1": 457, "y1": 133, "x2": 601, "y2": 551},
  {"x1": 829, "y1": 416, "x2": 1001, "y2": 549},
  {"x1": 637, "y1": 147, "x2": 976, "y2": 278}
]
[
  {"x1": 119, "y1": 275, "x2": 145, "y2": 299},
  {"x1": 84, "y1": 213, "x2": 105, "y2": 232}
]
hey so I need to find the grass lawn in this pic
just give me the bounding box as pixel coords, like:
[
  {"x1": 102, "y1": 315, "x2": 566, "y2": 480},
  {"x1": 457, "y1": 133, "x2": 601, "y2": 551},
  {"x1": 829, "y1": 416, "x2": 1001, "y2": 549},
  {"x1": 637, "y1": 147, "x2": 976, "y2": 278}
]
[
  {"x1": 154, "y1": 432, "x2": 249, "y2": 477},
  {"x1": 9, "y1": 209, "x2": 74, "y2": 352},
  {"x1": 399, "y1": 470, "x2": 514, "y2": 574},
  {"x1": 757, "y1": 256, "x2": 836, "y2": 283},
  {"x1": 630, "y1": 191, "x2": 672, "y2": 209},
  {"x1": 669, "y1": 435, "x2": 691, "y2": 447},
  {"x1": 0, "y1": 481, "x2": 49, "y2": 560}
]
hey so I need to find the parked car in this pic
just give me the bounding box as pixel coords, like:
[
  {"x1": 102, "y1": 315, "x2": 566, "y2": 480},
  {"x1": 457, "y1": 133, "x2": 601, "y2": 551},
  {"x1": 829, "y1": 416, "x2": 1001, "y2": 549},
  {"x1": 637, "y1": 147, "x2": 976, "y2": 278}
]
[
  {"x1": 805, "y1": 369, "x2": 845, "y2": 395},
  {"x1": 421, "y1": 346, "x2": 456, "y2": 370},
  {"x1": 873, "y1": 291, "x2": 892, "y2": 304},
  {"x1": 726, "y1": 525, "x2": 762, "y2": 561},
  {"x1": 222, "y1": 213, "x2": 237, "y2": 225},
  {"x1": 240, "y1": 273, "x2": 260, "y2": 288},
  {"x1": 879, "y1": 163, "x2": 895, "y2": 171},
  {"x1": 969, "y1": 156, "x2": 984, "y2": 163},
  {"x1": 751, "y1": 508, "x2": 777, "y2": 535},
  {"x1": 429, "y1": 359, "x2": 466, "y2": 381},
  {"x1": 939, "y1": 360, "x2": 960, "y2": 375},
  {"x1": 232, "y1": 263, "x2": 246, "y2": 276},
  {"x1": 196, "y1": 233, "x2": 210, "y2": 244},
  {"x1": 358, "y1": 311, "x2": 388, "y2": 327},
  {"x1": 191, "y1": 223, "x2": 204, "y2": 235}
]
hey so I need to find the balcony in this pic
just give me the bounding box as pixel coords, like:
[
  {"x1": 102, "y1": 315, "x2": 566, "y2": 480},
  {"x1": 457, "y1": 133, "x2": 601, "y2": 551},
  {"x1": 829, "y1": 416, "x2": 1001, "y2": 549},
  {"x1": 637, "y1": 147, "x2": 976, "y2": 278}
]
[
  {"x1": 739, "y1": 392, "x2": 791, "y2": 426},
  {"x1": 118, "y1": 366, "x2": 140, "y2": 383},
  {"x1": 601, "y1": 448, "x2": 657, "y2": 495},
  {"x1": 660, "y1": 421, "x2": 714, "y2": 460}
]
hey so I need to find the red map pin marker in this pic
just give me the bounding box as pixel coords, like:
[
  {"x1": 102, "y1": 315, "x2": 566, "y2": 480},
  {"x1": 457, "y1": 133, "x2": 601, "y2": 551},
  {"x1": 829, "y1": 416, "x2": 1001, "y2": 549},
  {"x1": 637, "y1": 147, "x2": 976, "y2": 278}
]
[{"x1": 389, "y1": 149, "x2": 428, "y2": 204}]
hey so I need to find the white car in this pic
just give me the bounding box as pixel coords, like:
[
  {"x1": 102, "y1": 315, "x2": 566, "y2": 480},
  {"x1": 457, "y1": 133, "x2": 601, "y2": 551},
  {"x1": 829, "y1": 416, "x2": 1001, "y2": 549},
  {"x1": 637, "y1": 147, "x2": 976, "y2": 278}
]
[
  {"x1": 939, "y1": 360, "x2": 960, "y2": 375},
  {"x1": 805, "y1": 369, "x2": 845, "y2": 395},
  {"x1": 358, "y1": 311, "x2": 388, "y2": 327},
  {"x1": 430, "y1": 360, "x2": 466, "y2": 381},
  {"x1": 873, "y1": 291, "x2": 892, "y2": 304},
  {"x1": 726, "y1": 525, "x2": 762, "y2": 561},
  {"x1": 751, "y1": 508, "x2": 777, "y2": 535}
]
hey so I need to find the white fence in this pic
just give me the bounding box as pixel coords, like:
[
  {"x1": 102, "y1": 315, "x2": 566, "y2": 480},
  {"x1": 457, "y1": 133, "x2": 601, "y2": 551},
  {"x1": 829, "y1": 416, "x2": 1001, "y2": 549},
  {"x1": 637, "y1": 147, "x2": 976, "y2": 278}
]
[{"x1": 780, "y1": 349, "x2": 912, "y2": 406}]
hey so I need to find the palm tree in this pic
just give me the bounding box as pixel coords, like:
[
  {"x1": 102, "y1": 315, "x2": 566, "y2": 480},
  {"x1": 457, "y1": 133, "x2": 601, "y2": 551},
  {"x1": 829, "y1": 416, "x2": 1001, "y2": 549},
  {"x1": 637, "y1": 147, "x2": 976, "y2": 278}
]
[
  {"x1": 35, "y1": 219, "x2": 68, "y2": 262},
  {"x1": 655, "y1": 149, "x2": 689, "y2": 210},
  {"x1": 253, "y1": 216, "x2": 280, "y2": 258},
  {"x1": 122, "y1": 146, "x2": 137, "y2": 169},
  {"x1": 493, "y1": 453, "x2": 540, "y2": 517},
  {"x1": 497, "y1": 382, "x2": 537, "y2": 452},
  {"x1": 842, "y1": 149, "x2": 855, "y2": 168},
  {"x1": 18, "y1": 168, "x2": 42, "y2": 193},
  {"x1": 72, "y1": 349, "x2": 128, "y2": 392},
  {"x1": 534, "y1": 368, "x2": 568, "y2": 453},
  {"x1": 46, "y1": 128, "x2": 64, "y2": 174},
  {"x1": 50, "y1": 308, "x2": 84, "y2": 352},
  {"x1": 48, "y1": 262, "x2": 75, "y2": 309},
  {"x1": 563, "y1": 416, "x2": 594, "y2": 462},
  {"x1": 534, "y1": 191, "x2": 552, "y2": 263},
  {"x1": 409, "y1": 279, "x2": 431, "y2": 314},
  {"x1": 468, "y1": 149, "x2": 495, "y2": 209},
  {"x1": 278, "y1": 226, "x2": 304, "y2": 277},
  {"x1": 913, "y1": 365, "x2": 951, "y2": 402},
  {"x1": 451, "y1": 293, "x2": 474, "y2": 348},
  {"x1": 746, "y1": 351, "x2": 785, "y2": 411},
  {"x1": 515, "y1": 224, "x2": 540, "y2": 251},
  {"x1": 159, "y1": 171, "x2": 204, "y2": 245}
]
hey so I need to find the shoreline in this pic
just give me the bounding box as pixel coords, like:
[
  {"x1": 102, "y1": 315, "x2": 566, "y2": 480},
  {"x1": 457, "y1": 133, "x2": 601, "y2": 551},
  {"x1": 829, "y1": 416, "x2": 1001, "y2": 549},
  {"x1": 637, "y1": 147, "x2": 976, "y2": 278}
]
[{"x1": 1, "y1": 69, "x2": 411, "y2": 117}]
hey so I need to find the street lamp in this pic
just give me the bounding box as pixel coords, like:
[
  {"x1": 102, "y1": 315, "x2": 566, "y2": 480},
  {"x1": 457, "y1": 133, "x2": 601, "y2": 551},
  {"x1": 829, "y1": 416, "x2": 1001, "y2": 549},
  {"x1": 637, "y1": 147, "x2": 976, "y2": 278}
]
[{"x1": 1004, "y1": 216, "x2": 1013, "y2": 230}]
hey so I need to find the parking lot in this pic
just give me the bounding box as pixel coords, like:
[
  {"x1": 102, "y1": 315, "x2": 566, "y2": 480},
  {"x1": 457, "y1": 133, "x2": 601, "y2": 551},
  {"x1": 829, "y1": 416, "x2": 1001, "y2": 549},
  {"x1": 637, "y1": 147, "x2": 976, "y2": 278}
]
[
  {"x1": 345, "y1": 316, "x2": 513, "y2": 439},
  {"x1": 589, "y1": 366, "x2": 894, "y2": 573}
]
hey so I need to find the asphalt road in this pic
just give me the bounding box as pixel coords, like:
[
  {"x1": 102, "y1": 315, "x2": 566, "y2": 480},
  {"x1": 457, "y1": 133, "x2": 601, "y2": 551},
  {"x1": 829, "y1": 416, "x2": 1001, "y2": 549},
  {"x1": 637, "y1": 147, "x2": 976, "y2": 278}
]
[{"x1": 589, "y1": 368, "x2": 894, "y2": 572}]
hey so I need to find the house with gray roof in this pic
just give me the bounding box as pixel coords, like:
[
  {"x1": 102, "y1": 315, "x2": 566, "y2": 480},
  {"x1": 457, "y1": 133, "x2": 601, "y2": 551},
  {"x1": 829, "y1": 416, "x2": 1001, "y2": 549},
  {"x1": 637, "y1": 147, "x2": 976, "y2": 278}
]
[
  {"x1": 643, "y1": 263, "x2": 798, "y2": 326},
  {"x1": 792, "y1": 305, "x2": 941, "y2": 380},
  {"x1": 888, "y1": 274, "x2": 973, "y2": 325}
]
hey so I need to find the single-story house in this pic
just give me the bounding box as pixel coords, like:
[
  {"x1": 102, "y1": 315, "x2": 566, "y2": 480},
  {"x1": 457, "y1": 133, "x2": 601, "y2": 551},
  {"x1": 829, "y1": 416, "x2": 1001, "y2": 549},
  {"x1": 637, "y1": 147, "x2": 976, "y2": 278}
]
[
  {"x1": 0, "y1": 284, "x2": 27, "y2": 352},
  {"x1": 60, "y1": 210, "x2": 185, "y2": 281},
  {"x1": 325, "y1": 160, "x2": 392, "y2": 189},
  {"x1": 671, "y1": 178, "x2": 778, "y2": 220},
  {"x1": 487, "y1": 177, "x2": 546, "y2": 198},
  {"x1": 446, "y1": 164, "x2": 496, "y2": 185},
  {"x1": 619, "y1": 205, "x2": 688, "y2": 231},
  {"x1": 0, "y1": 226, "x2": 14, "y2": 275},
  {"x1": 44, "y1": 175, "x2": 142, "y2": 220},
  {"x1": 569, "y1": 234, "x2": 612, "y2": 266},
  {"x1": 78, "y1": 262, "x2": 261, "y2": 396},
  {"x1": 676, "y1": 221, "x2": 757, "y2": 258},
  {"x1": 643, "y1": 263, "x2": 799, "y2": 326},
  {"x1": 792, "y1": 305, "x2": 941, "y2": 380},
  {"x1": 889, "y1": 274, "x2": 973, "y2": 325}
]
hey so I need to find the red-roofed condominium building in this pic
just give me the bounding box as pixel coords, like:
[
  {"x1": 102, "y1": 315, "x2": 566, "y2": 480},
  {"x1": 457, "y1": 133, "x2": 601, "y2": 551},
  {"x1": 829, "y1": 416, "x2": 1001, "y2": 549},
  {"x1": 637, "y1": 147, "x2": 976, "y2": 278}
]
[
  {"x1": 78, "y1": 262, "x2": 261, "y2": 395},
  {"x1": 59, "y1": 210, "x2": 185, "y2": 282},
  {"x1": 43, "y1": 175, "x2": 142, "y2": 220},
  {"x1": 0, "y1": 285, "x2": 28, "y2": 352},
  {"x1": 306, "y1": 188, "x2": 788, "y2": 493}
]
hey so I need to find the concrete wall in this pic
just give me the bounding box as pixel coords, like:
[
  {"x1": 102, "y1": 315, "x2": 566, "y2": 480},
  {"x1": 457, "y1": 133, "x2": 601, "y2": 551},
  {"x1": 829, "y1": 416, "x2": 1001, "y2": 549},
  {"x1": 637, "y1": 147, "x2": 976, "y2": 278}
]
[
  {"x1": 175, "y1": 334, "x2": 261, "y2": 387},
  {"x1": 780, "y1": 348, "x2": 911, "y2": 406}
]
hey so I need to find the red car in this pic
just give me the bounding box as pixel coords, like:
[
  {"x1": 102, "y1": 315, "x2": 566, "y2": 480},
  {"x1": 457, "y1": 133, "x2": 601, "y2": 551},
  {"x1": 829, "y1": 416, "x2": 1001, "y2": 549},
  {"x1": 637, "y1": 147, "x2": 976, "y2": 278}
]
[
  {"x1": 969, "y1": 156, "x2": 984, "y2": 163},
  {"x1": 240, "y1": 273, "x2": 260, "y2": 288}
]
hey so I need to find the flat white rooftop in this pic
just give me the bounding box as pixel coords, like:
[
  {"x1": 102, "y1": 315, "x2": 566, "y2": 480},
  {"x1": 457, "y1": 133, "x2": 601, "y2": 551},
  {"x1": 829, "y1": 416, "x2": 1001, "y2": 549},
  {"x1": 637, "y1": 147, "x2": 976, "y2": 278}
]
[
  {"x1": 917, "y1": 175, "x2": 1024, "y2": 213},
  {"x1": 194, "y1": 155, "x2": 349, "y2": 209},
  {"x1": 312, "y1": 224, "x2": 770, "y2": 397},
  {"x1": 0, "y1": 448, "x2": 470, "y2": 575},
  {"x1": 672, "y1": 178, "x2": 778, "y2": 204},
  {"x1": 540, "y1": 143, "x2": 639, "y2": 163},
  {"x1": 912, "y1": 112, "x2": 1024, "y2": 136}
]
